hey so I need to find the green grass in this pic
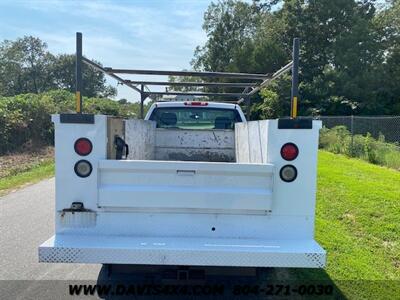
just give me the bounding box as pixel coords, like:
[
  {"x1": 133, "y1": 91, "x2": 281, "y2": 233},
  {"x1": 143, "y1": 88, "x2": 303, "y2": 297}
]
[
  {"x1": 0, "y1": 160, "x2": 54, "y2": 196},
  {"x1": 285, "y1": 151, "x2": 400, "y2": 299},
  {"x1": 319, "y1": 126, "x2": 400, "y2": 170},
  {"x1": 317, "y1": 151, "x2": 399, "y2": 279}
]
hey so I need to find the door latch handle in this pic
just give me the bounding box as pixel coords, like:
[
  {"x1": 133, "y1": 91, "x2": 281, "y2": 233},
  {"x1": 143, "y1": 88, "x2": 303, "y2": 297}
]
[{"x1": 176, "y1": 170, "x2": 196, "y2": 176}]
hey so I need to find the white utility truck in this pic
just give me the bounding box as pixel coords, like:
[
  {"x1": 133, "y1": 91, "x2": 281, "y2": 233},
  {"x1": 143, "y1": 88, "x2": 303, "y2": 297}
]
[
  {"x1": 39, "y1": 100, "x2": 325, "y2": 269},
  {"x1": 39, "y1": 33, "x2": 325, "y2": 272}
]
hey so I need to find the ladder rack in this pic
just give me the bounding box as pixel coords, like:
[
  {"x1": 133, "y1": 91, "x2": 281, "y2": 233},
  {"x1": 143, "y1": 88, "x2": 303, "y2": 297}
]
[{"x1": 75, "y1": 32, "x2": 299, "y2": 119}]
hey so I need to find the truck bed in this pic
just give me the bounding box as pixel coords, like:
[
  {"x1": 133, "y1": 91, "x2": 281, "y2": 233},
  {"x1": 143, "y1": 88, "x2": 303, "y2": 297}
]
[{"x1": 40, "y1": 115, "x2": 326, "y2": 269}]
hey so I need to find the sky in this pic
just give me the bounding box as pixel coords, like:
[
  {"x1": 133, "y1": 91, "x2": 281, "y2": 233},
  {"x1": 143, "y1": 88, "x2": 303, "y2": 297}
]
[{"x1": 0, "y1": 0, "x2": 211, "y2": 102}]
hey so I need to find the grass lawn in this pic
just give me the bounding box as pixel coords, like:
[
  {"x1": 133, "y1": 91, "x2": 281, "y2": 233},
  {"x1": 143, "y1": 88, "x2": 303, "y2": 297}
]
[
  {"x1": 317, "y1": 151, "x2": 399, "y2": 279},
  {"x1": 285, "y1": 151, "x2": 400, "y2": 299},
  {"x1": 0, "y1": 159, "x2": 54, "y2": 196}
]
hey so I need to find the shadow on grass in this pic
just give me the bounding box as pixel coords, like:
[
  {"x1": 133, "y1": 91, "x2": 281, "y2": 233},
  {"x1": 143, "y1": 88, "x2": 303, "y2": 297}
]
[
  {"x1": 96, "y1": 265, "x2": 348, "y2": 299},
  {"x1": 282, "y1": 268, "x2": 399, "y2": 299}
]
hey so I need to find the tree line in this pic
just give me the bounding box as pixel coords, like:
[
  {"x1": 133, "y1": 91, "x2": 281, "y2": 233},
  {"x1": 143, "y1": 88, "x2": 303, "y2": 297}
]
[
  {"x1": 1, "y1": 1, "x2": 399, "y2": 120},
  {"x1": 186, "y1": 0, "x2": 400, "y2": 118},
  {"x1": 0, "y1": 90, "x2": 150, "y2": 154},
  {"x1": 0, "y1": 36, "x2": 116, "y2": 98}
]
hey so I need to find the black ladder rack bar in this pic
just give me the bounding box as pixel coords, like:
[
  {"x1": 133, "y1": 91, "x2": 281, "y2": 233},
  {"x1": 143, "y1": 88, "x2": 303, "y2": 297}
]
[
  {"x1": 125, "y1": 80, "x2": 258, "y2": 88},
  {"x1": 75, "y1": 32, "x2": 82, "y2": 113},
  {"x1": 82, "y1": 57, "x2": 142, "y2": 93},
  {"x1": 248, "y1": 62, "x2": 293, "y2": 96},
  {"x1": 290, "y1": 38, "x2": 300, "y2": 118},
  {"x1": 237, "y1": 61, "x2": 293, "y2": 104},
  {"x1": 144, "y1": 91, "x2": 246, "y2": 97},
  {"x1": 104, "y1": 68, "x2": 271, "y2": 80}
]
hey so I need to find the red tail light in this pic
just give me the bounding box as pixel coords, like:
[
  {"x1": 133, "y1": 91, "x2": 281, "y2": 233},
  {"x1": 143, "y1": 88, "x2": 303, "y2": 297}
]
[
  {"x1": 74, "y1": 138, "x2": 92, "y2": 156},
  {"x1": 281, "y1": 143, "x2": 298, "y2": 161},
  {"x1": 184, "y1": 101, "x2": 208, "y2": 106}
]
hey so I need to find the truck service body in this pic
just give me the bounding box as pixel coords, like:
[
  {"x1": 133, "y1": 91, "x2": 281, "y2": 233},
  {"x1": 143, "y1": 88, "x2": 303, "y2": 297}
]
[
  {"x1": 39, "y1": 101, "x2": 326, "y2": 269},
  {"x1": 39, "y1": 33, "x2": 325, "y2": 271}
]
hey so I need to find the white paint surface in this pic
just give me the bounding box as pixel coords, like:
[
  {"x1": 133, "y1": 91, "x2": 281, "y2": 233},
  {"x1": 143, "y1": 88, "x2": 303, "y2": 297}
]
[{"x1": 42, "y1": 114, "x2": 325, "y2": 268}]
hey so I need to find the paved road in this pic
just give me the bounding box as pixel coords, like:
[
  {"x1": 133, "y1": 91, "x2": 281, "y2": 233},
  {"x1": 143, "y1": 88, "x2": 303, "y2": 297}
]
[{"x1": 0, "y1": 178, "x2": 101, "y2": 281}]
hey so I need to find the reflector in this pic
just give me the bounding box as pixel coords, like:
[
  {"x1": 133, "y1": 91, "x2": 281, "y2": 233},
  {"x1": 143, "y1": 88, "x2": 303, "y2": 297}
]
[
  {"x1": 280, "y1": 165, "x2": 297, "y2": 182},
  {"x1": 74, "y1": 160, "x2": 92, "y2": 178},
  {"x1": 280, "y1": 143, "x2": 298, "y2": 161},
  {"x1": 74, "y1": 138, "x2": 92, "y2": 156}
]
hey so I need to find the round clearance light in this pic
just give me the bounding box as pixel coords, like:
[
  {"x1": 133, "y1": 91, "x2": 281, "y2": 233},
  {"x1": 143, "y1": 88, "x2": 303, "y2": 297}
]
[
  {"x1": 74, "y1": 160, "x2": 92, "y2": 178},
  {"x1": 74, "y1": 138, "x2": 92, "y2": 156},
  {"x1": 280, "y1": 165, "x2": 297, "y2": 182},
  {"x1": 280, "y1": 143, "x2": 299, "y2": 161}
]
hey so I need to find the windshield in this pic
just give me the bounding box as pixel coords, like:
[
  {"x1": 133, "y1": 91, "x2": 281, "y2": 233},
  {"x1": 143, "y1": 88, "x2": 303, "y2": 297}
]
[{"x1": 149, "y1": 107, "x2": 242, "y2": 130}]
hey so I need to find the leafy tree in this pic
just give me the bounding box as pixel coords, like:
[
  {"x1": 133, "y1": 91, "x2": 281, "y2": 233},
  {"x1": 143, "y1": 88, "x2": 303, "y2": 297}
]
[
  {"x1": 168, "y1": 74, "x2": 202, "y2": 92},
  {"x1": 0, "y1": 91, "x2": 147, "y2": 154},
  {"x1": 373, "y1": 0, "x2": 400, "y2": 114},
  {"x1": 118, "y1": 98, "x2": 128, "y2": 104},
  {"x1": 192, "y1": 0, "x2": 261, "y2": 72},
  {"x1": 262, "y1": 0, "x2": 384, "y2": 115},
  {"x1": 0, "y1": 36, "x2": 116, "y2": 98},
  {"x1": 0, "y1": 36, "x2": 55, "y2": 95},
  {"x1": 51, "y1": 54, "x2": 116, "y2": 98},
  {"x1": 192, "y1": 0, "x2": 400, "y2": 117}
]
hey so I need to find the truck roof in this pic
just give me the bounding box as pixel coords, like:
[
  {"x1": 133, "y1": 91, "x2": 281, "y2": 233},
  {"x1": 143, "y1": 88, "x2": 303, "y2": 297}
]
[
  {"x1": 145, "y1": 101, "x2": 247, "y2": 122},
  {"x1": 151, "y1": 101, "x2": 239, "y2": 109}
]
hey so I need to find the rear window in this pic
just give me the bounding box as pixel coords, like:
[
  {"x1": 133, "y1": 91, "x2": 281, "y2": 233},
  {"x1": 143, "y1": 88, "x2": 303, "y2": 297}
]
[{"x1": 149, "y1": 107, "x2": 242, "y2": 130}]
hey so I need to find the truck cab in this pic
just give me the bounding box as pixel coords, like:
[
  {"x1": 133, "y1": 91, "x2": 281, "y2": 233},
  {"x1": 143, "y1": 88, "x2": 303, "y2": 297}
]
[{"x1": 145, "y1": 101, "x2": 246, "y2": 130}]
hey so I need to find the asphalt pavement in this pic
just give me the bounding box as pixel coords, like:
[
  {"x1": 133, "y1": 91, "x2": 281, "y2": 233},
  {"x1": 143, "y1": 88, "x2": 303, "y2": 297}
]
[{"x1": 0, "y1": 178, "x2": 101, "y2": 281}]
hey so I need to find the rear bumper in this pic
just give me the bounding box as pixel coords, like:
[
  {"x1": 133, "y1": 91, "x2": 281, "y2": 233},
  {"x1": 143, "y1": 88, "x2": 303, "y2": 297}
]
[{"x1": 39, "y1": 235, "x2": 326, "y2": 268}]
